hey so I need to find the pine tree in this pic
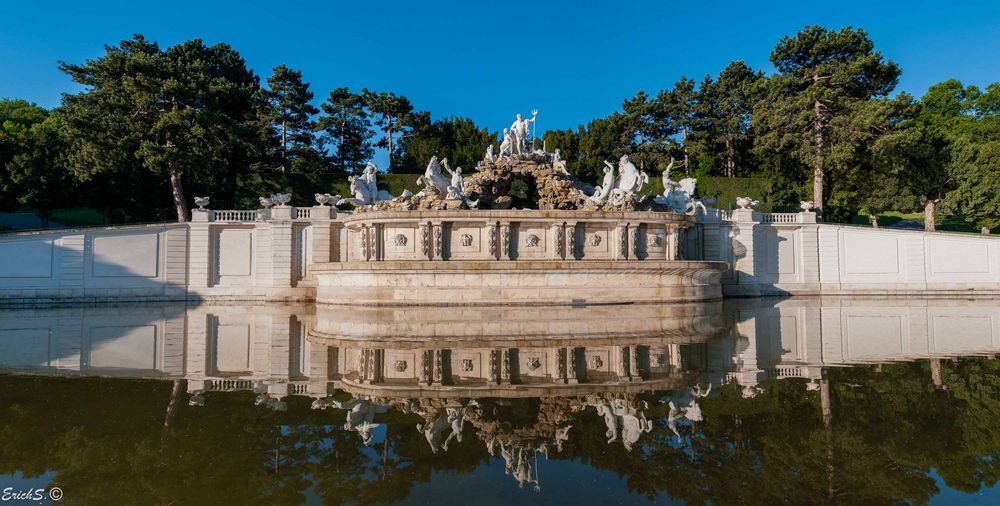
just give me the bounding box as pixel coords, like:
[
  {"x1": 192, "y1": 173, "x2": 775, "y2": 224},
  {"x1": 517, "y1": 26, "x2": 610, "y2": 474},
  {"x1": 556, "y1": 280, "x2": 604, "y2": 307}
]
[
  {"x1": 316, "y1": 87, "x2": 374, "y2": 173},
  {"x1": 264, "y1": 64, "x2": 321, "y2": 172},
  {"x1": 754, "y1": 26, "x2": 901, "y2": 217}
]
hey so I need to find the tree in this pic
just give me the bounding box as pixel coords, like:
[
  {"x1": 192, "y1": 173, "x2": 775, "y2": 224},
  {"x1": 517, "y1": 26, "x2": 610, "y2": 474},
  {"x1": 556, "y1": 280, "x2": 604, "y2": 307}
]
[
  {"x1": 361, "y1": 90, "x2": 419, "y2": 171},
  {"x1": 316, "y1": 87, "x2": 374, "y2": 173},
  {"x1": 263, "y1": 64, "x2": 321, "y2": 173},
  {"x1": 59, "y1": 34, "x2": 266, "y2": 222},
  {"x1": 701, "y1": 61, "x2": 762, "y2": 177},
  {"x1": 395, "y1": 116, "x2": 495, "y2": 173},
  {"x1": 0, "y1": 100, "x2": 73, "y2": 226},
  {"x1": 755, "y1": 26, "x2": 901, "y2": 218},
  {"x1": 921, "y1": 80, "x2": 1000, "y2": 233}
]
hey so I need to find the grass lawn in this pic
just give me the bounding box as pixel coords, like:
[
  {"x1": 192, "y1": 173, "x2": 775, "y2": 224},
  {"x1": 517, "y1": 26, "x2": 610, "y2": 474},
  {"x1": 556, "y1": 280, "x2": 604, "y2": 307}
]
[
  {"x1": 48, "y1": 208, "x2": 106, "y2": 227},
  {"x1": 851, "y1": 211, "x2": 996, "y2": 233}
]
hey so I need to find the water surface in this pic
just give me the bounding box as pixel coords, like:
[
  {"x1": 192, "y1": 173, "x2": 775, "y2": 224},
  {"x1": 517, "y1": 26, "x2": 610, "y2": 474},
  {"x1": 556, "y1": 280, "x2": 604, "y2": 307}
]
[{"x1": 1, "y1": 298, "x2": 998, "y2": 505}]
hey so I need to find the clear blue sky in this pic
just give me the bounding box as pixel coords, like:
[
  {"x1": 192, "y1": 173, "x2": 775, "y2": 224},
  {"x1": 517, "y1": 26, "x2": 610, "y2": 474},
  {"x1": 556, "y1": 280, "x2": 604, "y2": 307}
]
[{"x1": 2, "y1": 0, "x2": 998, "y2": 137}]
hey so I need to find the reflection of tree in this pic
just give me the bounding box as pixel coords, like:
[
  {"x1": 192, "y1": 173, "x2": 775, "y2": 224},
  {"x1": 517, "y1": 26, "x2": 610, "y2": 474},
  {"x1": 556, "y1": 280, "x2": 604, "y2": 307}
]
[{"x1": 1, "y1": 359, "x2": 999, "y2": 504}]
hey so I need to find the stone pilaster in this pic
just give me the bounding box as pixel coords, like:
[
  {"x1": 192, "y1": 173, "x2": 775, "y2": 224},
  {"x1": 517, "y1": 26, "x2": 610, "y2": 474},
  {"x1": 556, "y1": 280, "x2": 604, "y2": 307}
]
[{"x1": 269, "y1": 206, "x2": 294, "y2": 288}]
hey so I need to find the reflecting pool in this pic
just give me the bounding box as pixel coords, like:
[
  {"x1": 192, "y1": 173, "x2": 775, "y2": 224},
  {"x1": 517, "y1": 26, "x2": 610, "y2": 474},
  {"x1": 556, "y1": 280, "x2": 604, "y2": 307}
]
[{"x1": 1, "y1": 298, "x2": 999, "y2": 504}]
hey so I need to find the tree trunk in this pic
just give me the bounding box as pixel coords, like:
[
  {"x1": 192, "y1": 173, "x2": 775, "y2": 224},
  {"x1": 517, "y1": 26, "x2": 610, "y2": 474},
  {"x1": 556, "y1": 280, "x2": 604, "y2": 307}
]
[
  {"x1": 281, "y1": 118, "x2": 287, "y2": 172},
  {"x1": 868, "y1": 213, "x2": 879, "y2": 228},
  {"x1": 169, "y1": 165, "x2": 188, "y2": 223},
  {"x1": 930, "y1": 359, "x2": 943, "y2": 390},
  {"x1": 164, "y1": 379, "x2": 185, "y2": 428},
  {"x1": 813, "y1": 99, "x2": 825, "y2": 220},
  {"x1": 682, "y1": 126, "x2": 690, "y2": 177},
  {"x1": 724, "y1": 137, "x2": 735, "y2": 177},
  {"x1": 387, "y1": 125, "x2": 394, "y2": 171},
  {"x1": 923, "y1": 199, "x2": 938, "y2": 232},
  {"x1": 39, "y1": 210, "x2": 50, "y2": 229}
]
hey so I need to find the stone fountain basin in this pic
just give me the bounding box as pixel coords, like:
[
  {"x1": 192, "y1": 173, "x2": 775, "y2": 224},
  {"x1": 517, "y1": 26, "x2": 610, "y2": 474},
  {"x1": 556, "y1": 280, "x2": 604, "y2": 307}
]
[{"x1": 311, "y1": 260, "x2": 727, "y2": 306}]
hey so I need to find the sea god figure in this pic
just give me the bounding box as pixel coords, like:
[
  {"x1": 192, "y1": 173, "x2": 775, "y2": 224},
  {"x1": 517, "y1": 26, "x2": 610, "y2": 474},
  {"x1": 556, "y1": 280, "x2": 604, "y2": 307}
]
[{"x1": 510, "y1": 112, "x2": 536, "y2": 154}]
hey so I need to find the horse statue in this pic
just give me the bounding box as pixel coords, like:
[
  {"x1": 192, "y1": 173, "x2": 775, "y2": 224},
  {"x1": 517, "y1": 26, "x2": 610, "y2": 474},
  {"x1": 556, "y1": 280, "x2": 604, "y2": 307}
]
[{"x1": 416, "y1": 156, "x2": 452, "y2": 195}]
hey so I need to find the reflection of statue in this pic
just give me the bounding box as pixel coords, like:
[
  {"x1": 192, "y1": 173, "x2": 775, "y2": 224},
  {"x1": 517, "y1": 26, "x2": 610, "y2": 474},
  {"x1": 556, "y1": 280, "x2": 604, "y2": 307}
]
[
  {"x1": 329, "y1": 397, "x2": 389, "y2": 446},
  {"x1": 589, "y1": 397, "x2": 652, "y2": 451},
  {"x1": 663, "y1": 384, "x2": 712, "y2": 439}
]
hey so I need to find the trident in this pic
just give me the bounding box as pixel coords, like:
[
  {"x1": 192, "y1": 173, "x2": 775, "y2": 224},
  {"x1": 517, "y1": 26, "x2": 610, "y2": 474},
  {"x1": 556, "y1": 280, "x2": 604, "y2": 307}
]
[{"x1": 531, "y1": 109, "x2": 538, "y2": 151}]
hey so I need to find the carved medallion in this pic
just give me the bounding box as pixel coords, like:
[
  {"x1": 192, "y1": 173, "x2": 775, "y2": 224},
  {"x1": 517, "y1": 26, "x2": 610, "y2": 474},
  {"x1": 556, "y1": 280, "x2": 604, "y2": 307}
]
[
  {"x1": 647, "y1": 233, "x2": 663, "y2": 248},
  {"x1": 461, "y1": 233, "x2": 474, "y2": 247},
  {"x1": 589, "y1": 234, "x2": 602, "y2": 247},
  {"x1": 589, "y1": 355, "x2": 604, "y2": 369},
  {"x1": 394, "y1": 233, "x2": 408, "y2": 247},
  {"x1": 525, "y1": 234, "x2": 540, "y2": 248},
  {"x1": 526, "y1": 357, "x2": 542, "y2": 371},
  {"x1": 654, "y1": 354, "x2": 667, "y2": 366},
  {"x1": 394, "y1": 360, "x2": 407, "y2": 372},
  {"x1": 460, "y1": 359, "x2": 474, "y2": 372}
]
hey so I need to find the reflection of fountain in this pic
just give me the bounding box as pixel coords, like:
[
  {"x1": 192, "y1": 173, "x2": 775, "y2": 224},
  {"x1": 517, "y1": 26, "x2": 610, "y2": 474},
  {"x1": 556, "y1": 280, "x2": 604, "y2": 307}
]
[
  {"x1": 587, "y1": 395, "x2": 654, "y2": 451},
  {"x1": 312, "y1": 396, "x2": 389, "y2": 446},
  {"x1": 662, "y1": 384, "x2": 712, "y2": 439}
]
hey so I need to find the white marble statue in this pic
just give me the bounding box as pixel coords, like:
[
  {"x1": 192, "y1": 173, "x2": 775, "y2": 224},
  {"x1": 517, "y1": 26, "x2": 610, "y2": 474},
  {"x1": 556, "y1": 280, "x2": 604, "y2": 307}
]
[
  {"x1": 499, "y1": 128, "x2": 513, "y2": 158},
  {"x1": 552, "y1": 149, "x2": 569, "y2": 175},
  {"x1": 589, "y1": 161, "x2": 616, "y2": 205},
  {"x1": 656, "y1": 170, "x2": 704, "y2": 214},
  {"x1": 339, "y1": 162, "x2": 392, "y2": 206},
  {"x1": 662, "y1": 384, "x2": 712, "y2": 439},
  {"x1": 443, "y1": 158, "x2": 465, "y2": 196},
  {"x1": 616, "y1": 155, "x2": 648, "y2": 194},
  {"x1": 588, "y1": 157, "x2": 649, "y2": 206},
  {"x1": 416, "y1": 156, "x2": 452, "y2": 195},
  {"x1": 510, "y1": 111, "x2": 537, "y2": 155},
  {"x1": 736, "y1": 196, "x2": 759, "y2": 209}
]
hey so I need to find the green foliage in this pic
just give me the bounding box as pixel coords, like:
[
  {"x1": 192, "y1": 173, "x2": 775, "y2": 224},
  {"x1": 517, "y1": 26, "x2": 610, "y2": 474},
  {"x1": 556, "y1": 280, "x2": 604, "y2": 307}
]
[
  {"x1": 235, "y1": 172, "x2": 420, "y2": 208},
  {"x1": 261, "y1": 64, "x2": 323, "y2": 172},
  {"x1": 0, "y1": 100, "x2": 75, "y2": 222},
  {"x1": 396, "y1": 116, "x2": 496, "y2": 173},
  {"x1": 59, "y1": 34, "x2": 268, "y2": 222},
  {"x1": 316, "y1": 87, "x2": 374, "y2": 173}
]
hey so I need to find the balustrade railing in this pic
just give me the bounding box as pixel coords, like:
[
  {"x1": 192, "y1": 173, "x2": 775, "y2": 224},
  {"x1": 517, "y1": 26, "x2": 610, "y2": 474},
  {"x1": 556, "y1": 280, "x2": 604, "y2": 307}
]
[
  {"x1": 758, "y1": 213, "x2": 799, "y2": 224},
  {"x1": 206, "y1": 379, "x2": 255, "y2": 391},
  {"x1": 295, "y1": 207, "x2": 312, "y2": 219},
  {"x1": 213, "y1": 210, "x2": 259, "y2": 222}
]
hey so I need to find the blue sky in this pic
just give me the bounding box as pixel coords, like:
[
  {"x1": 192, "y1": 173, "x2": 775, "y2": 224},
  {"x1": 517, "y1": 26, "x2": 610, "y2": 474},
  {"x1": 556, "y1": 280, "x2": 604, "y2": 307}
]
[{"x1": 2, "y1": 0, "x2": 998, "y2": 137}]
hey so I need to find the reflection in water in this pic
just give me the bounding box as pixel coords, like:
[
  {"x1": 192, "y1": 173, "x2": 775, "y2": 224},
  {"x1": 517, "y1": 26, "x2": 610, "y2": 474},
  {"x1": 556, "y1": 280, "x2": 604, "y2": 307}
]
[{"x1": 0, "y1": 298, "x2": 999, "y2": 503}]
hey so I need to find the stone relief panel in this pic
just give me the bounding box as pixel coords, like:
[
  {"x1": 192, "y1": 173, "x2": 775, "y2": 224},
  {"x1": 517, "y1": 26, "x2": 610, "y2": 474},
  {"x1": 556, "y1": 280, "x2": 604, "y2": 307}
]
[
  {"x1": 384, "y1": 351, "x2": 417, "y2": 380},
  {"x1": 515, "y1": 225, "x2": 548, "y2": 259},
  {"x1": 451, "y1": 352, "x2": 481, "y2": 378},
  {"x1": 580, "y1": 225, "x2": 612, "y2": 260},
  {"x1": 448, "y1": 224, "x2": 487, "y2": 260},
  {"x1": 519, "y1": 351, "x2": 548, "y2": 378},
  {"x1": 585, "y1": 349, "x2": 611, "y2": 376},
  {"x1": 383, "y1": 226, "x2": 417, "y2": 260}
]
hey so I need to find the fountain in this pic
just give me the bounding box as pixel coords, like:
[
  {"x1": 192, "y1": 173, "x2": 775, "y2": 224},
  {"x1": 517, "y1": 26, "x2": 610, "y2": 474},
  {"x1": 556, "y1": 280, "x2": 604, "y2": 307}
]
[{"x1": 310, "y1": 112, "x2": 728, "y2": 306}]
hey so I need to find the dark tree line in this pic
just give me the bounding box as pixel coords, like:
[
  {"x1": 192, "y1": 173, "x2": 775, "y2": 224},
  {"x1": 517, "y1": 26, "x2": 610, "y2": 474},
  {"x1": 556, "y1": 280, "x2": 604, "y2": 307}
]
[{"x1": 1, "y1": 27, "x2": 997, "y2": 229}]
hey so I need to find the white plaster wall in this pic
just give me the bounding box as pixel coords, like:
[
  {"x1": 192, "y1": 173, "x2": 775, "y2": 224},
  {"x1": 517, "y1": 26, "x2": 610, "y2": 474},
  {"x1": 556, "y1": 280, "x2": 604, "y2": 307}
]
[{"x1": 715, "y1": 221, "x2": 1000, "y2": 296}]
